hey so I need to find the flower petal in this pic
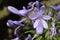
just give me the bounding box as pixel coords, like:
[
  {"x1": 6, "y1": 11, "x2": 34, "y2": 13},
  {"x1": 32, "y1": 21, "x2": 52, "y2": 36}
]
[
  {"x1": 50, "y1": 27, "x2": 57, "y2": 36},
  {"x1": 50, "y1": 5, "x2": 60, "y2": 11},
  {"x1": 13, "y1": 21, "x2": 21, "y2": 26},
  {"x1": 33, "y1": 19, "x2": 40, "y2": 28},
  {"x1": 43, "y1": 15, "x2": 51, "y2": 20},
  {"x1": 32, "y1": 20, "x2": 35, "y2": 25},
  {"x1": 35, "y1": 1, "x2": 40, "y2": 8},
  {"x1": 34, "y1": 7, "x2": 39, "y2": 13},
  {"x1": 23, "y1": 6, "x2": 26, "y2": 10},
  {"x1": 57, "y1": 11, "x2": 60, "y2": 20},
  {"x1": 29, "y1": 13, "x2": 39, "y2": 20},
  {"x1": 8, "y1": 6, "x2": 19, "y2": 14},
  {"x1": 58, "y1": 29, "x2": 60, "y2": 33},
  {"x1": 48, "y1": 12, "x2": 52, "y2": 16},
  {"x1": 39, "y1": 5, "x2": 46, "y2": 15},
  {"x1": 41, "y1": 19, "x2": 48, "y2": 29},
  {"x1": 7, "y1": 20, "x2": 15, "y2": 27},
  {"x1": 19, "y1": 18, "x2": 26, "y2": 23},
  {"x1": 18, "y1": 10, "x2": 29, "y2": 16},
  {"x1": 36, "y1": 20, "x2": 43, "y2": 34},
  {"x1": 7, "y1": 19, "x2": 25, "y2": 27},
  {"x1": 14, "y1": 26, "x2": 21, "y2": 36},
  {"x1": 18, "y1": 7, "x2": 33, "y2": 16}
]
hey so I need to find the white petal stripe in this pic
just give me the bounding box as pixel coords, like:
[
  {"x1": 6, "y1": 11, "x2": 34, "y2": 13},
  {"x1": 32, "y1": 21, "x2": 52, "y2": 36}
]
[
  {"x1": 43, "y1": 15, "x2": 51, "y2": 20},
  {"x1": 33, "y1": 19, "x2": 40, "y2": 28},
  {"x1": 41, "y1": 19, "x2": 48, "y2": 29}
]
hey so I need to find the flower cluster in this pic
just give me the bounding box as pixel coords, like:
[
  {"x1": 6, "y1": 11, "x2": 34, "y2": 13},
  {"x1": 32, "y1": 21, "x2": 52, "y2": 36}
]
[
  {"x1": 29, "y1": 3, "x2": 51, "y2": 34},
  {"x1": 6, "y1": 1, "x2": 60, "y2": 40}
]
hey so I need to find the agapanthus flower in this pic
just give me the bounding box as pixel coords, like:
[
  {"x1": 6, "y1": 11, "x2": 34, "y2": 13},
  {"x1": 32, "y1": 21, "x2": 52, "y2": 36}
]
[
  {"x1": 28, "y1": 1, "x2": 41, "y2": 9},
  {"x1": 57, "y1": 11, "x2": 60, "y2": 20},
  {"x1": 7, "y1": 18, "x2": 26, "y2": 36},
  {"x1": 58, "y1": 29, "x2": 60, "y2": 34},
  {"x1": 28, "y1": 2, "x2": 35, "y2": 8},
  {"x1": 35, "y1": 1, "x2": 40, "y2": 9},
  {"x1": 8, "y1": 6, "x2": 33, "y2": 17},
  {"x1": 7, "y1": 18, "x2": 26, "y2": 27},
  {"x1": 27, "y1": 1, "x2": 40, "y2": 9},
  {"x1": 50, "y1": 18, "x2": 57, "y2": 36},
  {"x1": 50, "y1": 5, "x2": 60, "y2": 11},
  {"x1": 29, "y1": 4, "x2": 51, "y2": 34},
  {"x1": 25, "y1": 34, "x2": 32, "y2": 40}
]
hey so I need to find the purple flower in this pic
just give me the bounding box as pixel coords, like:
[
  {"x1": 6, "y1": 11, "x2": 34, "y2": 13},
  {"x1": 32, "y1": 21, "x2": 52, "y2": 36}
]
[
  {"x1": 25, "y1": 34, "x2": 32, "y2": 40},
  {"x1": 35, "y1": 20, "x2": 44, "y2": 34},
  {"x1": 7, "y1": 18, "x2": 26, "y2": 27},
  {"x1": 35, "y1": 1, "x2": 40, "y2": 9},
  {"x1": 50, "y1": 25, "x2": 57, "y2": 36},
  {"x1": 58, "y1": 29, "x2": 60, "y2": 34},
  {"x1": 50, "y1": 18, "x2": 57, "y2": 36},
  {"x1": 50, "y1": 5, "x2": 60, "y2": 11},
  {"x1": 7, "y1": 18, "x2": 26, "y2": 36},
  {"x1": 57, "y1": 11, "x2": 60, "y2": 20},
  {"x1": 29, "y1": 5, "x2": 51, "y2": 34},
  {"x1": 29, "y1": 5, "x2": 46, "y2": 20},
  {"x1": 28, "y1": 1, "x2": 40, "y2": 9},
  {"x1": 8, "y1": 6, "x2": 33, "y2": 16}
]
